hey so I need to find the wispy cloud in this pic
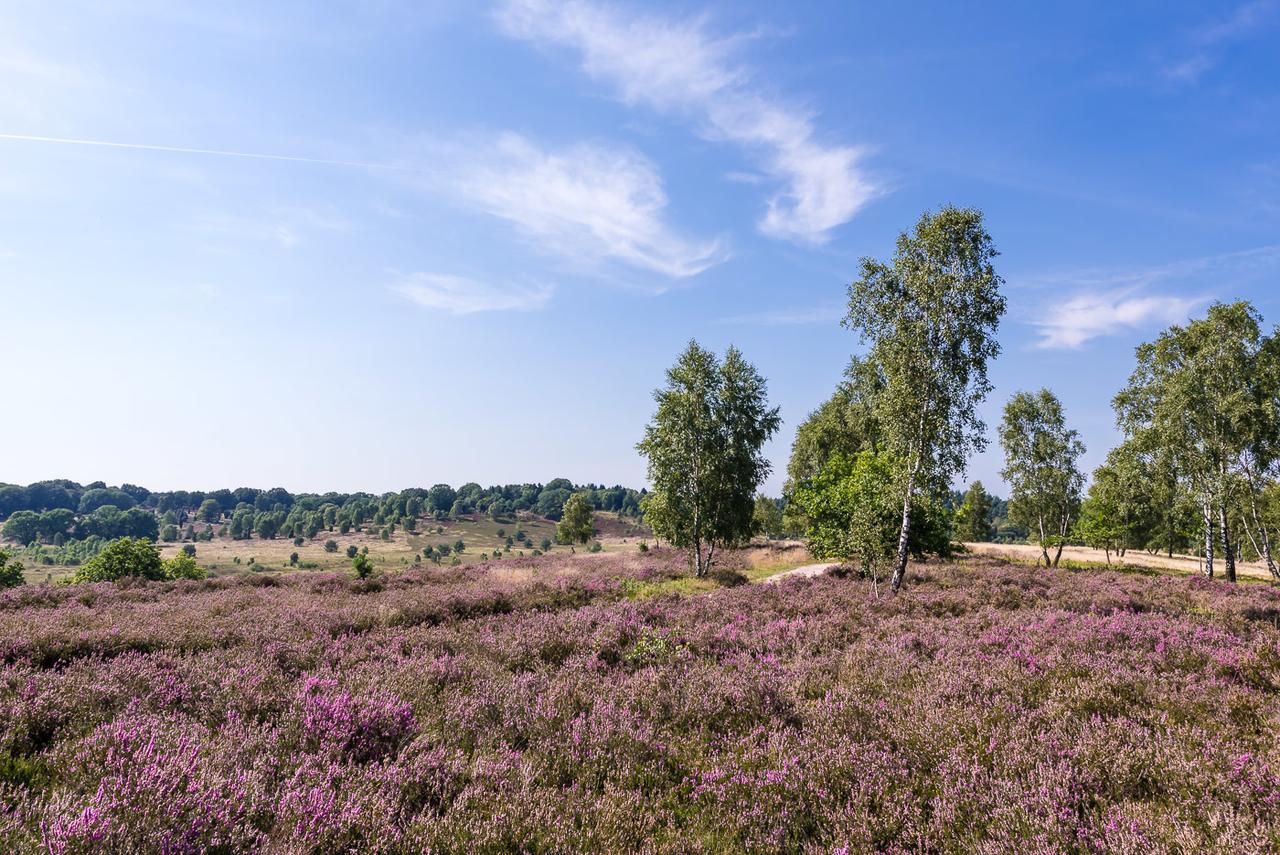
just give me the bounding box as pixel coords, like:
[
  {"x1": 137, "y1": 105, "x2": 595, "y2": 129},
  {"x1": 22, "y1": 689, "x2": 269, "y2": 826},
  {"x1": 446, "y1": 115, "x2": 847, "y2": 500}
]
[
  {"x1": 717, "y1": 304, "x2": 843, "y2": 326},
  {"x1": 495, "y1": 0, "x2": 878, "y2": 244},
  {"x1": 1034, "y1": 291, "x2": 1205, "y2": 349},
  {"x1": 454, "y1": 132, "x2": 725, "y2": 279},
  {"x1": 391, "y1": 272, "x2": 553, "y2": 314},
  {"x1": 1163, "y1": 0, "x2": 1275, "y2": 83},
  {"x1": 1028, "y1": 244, "x2": 1280, "y2": 348}
]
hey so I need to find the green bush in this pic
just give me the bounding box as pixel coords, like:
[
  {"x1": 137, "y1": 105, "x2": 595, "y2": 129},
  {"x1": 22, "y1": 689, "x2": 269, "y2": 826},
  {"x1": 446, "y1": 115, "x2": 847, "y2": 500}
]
[
  {"x1": 324, "y1": 540, "x2": 338, "y2": 553},
  {"x1": 163, "y1": 552, "x2": 206, "y2": 580},
  {"x1": 71, "y1": 538, "x2": 166, "y2": 584},
  {"x1": 0, "y1": 551, "x2": 25, "y2": 589},
  {"x1": 345, "y1": 545, "x2": 358, "y2": 559},
  {"x1": 351, "y1": 553, "x2": 374, "y2": 579}
]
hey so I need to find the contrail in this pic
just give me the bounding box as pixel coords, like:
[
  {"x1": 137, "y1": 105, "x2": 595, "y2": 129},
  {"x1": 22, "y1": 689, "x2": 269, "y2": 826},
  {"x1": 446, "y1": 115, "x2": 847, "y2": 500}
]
[{"x1": 0, "y1": 132, "x2": 420, "y2": 172}]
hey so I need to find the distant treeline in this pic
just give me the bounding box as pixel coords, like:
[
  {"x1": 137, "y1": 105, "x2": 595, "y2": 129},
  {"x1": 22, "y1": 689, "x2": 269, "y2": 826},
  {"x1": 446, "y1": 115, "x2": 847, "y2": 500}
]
[{"x1": 0, "y1": 479, "x2": 647, "y2": 553}]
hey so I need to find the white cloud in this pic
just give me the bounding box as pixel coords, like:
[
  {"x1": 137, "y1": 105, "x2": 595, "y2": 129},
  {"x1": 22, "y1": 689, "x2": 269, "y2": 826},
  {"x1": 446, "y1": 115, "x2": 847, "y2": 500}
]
[
  {"x1": 495, "y1": 0, "x2": 878, "y2": 244},
  {"x1": 1034, "y1": 291, "x2": 1204, "y2": 349},
  {"x1": 455, "y1": 133, "x2": 725, "y2": 279},
  {"x1": 1027, "y1": 245, "x2": 1280, "y2": 349},
  {"x1": 392, "y1": 272, "x2": 552, "y2": 314}
]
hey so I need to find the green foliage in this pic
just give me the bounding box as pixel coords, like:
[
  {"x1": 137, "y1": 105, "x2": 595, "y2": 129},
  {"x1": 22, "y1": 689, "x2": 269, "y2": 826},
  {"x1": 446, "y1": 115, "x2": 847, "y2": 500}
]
[
  {"x1": 752, "y1": 495, "x2": 785, "y2": 538},
  {"x1": 1114, "y1": 301, "x2": 1280, "y2": 581},
  {"x1": 1074, "y1": 496, "x2": 1125, "y2": 565},
  {"x1": 791, "y1": 452, "x2": 950, "y2": 589},
  {"x1": 197, "y1": 498, "x2": 221, "y2": 523},
  {"x1": 289, "y1": 552, "x2": 299, "y2": 566},
  {"x1": 954, "y1": 481, "x2": 995, "y2": 542},
  {"x1": 784, "y1": 355, "x2": 884, "y2": 510},
  {"x1": 637, "y1": 341, "x2": 781, "y2": 576},
  {"x1": 557, "y1": 492, "x2": 596, "y2": 545},
  {"x1": 181, "y1": 543, "x2": 196, "y2": 557},
  {"x1": 999, "y1": 389, "x2": 1085, "y2": 566},
  {"x1": 323, "y1": 539, "x2": 338, "y2": 553},
  {"x1": 845, "y1": 206, "x2": 1005, "y2": 590},
  {"x1": 539, "y1": 537, "x2": 552, "y2": 552},
  {"x1": 351, "y1": 552, "x2": 374, "y2": 579},
  {"x1": 160, "y1": 524, "x2": 179, "y2": 543},
  {"x1": 162, "y1": 552, "x2": 206, "y2": 580},
  {"x1": 344, "y1": 544, "x2": 358, "y2": 559},
  {"x1": 71, "y1": 537, "x2": 166, "y2": 584},
  {"x1": 453, "y1": 539, "x2": 465, "y2": 554},
  {"x1": 0, "y1": 551, "x2": 25, "y2": 589}
]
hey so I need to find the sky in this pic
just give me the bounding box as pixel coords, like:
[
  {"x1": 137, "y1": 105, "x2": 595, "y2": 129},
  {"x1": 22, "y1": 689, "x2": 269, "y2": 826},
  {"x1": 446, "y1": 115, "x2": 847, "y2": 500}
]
[{"x1": 1, "y1": 0, "x2": 1278, "y2": 497}]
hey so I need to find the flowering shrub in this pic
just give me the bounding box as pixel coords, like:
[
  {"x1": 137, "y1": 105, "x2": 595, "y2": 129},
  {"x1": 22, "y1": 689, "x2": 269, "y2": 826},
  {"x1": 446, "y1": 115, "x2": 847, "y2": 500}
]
[{"x1": 0, "y1": 552, "x2": 1277, "y2": 851}]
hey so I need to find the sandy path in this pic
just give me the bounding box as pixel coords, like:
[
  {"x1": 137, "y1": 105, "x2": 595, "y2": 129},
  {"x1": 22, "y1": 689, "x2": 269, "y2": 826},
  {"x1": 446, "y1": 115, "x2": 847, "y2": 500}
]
[{"x1": 762, "y1": 561, "x2": 838, "y2": 583}]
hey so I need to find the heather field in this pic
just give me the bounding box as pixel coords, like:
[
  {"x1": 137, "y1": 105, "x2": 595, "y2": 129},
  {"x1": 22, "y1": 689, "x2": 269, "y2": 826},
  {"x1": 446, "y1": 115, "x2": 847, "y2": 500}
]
[{"x1": 0, "y1": 552, "x2": 1279, "y2": 853}]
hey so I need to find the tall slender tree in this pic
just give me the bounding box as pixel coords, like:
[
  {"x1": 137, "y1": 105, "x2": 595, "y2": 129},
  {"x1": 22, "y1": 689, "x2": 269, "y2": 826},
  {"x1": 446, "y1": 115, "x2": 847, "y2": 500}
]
[
  {"x1": 637, "y1": 341, "x2": 781, "y2": 576},
  {"x1": 845, "y1": 206, "x2": 1006, "y2": 592},
  {"x1": 999, "y1": 389, "x2": 1085, "y2": 567}
]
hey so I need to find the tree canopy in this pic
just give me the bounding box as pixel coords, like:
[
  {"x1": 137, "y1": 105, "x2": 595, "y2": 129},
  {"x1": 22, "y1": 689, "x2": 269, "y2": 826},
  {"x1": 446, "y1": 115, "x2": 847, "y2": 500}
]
[
  {"x1": 845, "y1": 206, "x2": 1005, "y2": 591},
  {"x1": 637, "y1": 341, "x2": 781, "y2": 576}
]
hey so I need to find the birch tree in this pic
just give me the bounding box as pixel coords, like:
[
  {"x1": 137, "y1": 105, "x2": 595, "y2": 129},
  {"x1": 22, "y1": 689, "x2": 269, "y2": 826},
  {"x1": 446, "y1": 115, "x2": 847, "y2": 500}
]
[
  {"x1": 1114, "y1": 301, "x2": 1278, "y2": 582},
  {"x1": 999, "y1": 389, "x2": 1085, "y2": 567},
  {"x1": 636, "y1": 341, "x2": 781, "y2": 576},
  {"x1": 845, "y1": 206, "x2": 1006, "y2": 592}
]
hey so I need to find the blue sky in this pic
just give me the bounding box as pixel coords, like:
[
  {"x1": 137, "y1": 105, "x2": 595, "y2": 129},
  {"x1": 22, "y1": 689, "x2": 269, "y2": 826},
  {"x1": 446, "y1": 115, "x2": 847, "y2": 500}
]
[{"x1": 2, "y1": 0, "x2": 1278, "y2": 496}]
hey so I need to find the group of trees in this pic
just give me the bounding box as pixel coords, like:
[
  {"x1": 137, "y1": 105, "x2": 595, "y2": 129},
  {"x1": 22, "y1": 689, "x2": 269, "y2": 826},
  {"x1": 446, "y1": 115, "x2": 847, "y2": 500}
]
[
  {"x1": 0, "y1": 478, "x2": 648, "y2": 551},
  {"x1": 954, "y1": 302, "x2": 1280, "y2": 582},
  {"x1": 635, "y1": 208, "x2": 1013, "y2": 592},
  {"x1": 1095, "y1": 302, "x2": 1280, "y2": 581},
  {"x1": 68, "y1": 537, "x2": 205, "y2": 584},
  {"x1": 781, "y1": 207, "x2": 1006, "y2": 592}
]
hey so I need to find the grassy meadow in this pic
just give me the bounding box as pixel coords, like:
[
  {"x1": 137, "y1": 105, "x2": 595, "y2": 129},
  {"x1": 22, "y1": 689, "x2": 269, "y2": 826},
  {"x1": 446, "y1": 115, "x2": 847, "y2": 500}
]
[{"x1": 15, "y1": 512, "x2": 652, "y2": 584}]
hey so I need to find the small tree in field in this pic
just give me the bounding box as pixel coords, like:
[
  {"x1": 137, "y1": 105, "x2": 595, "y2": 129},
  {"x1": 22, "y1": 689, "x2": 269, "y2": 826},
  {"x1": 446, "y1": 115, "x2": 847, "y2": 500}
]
[
  {"x1": 954, "y1": 481, "x2": 994, "y2": 543},
  {"x1": 1075, "y1": 495, "x2": 1125, "y2": 566},
  {"x1": 345, "y1": 545, "x2": 358, "y2": 559},
  {"x1": 557, "y1": 492, "x2": 595, "y2": 545},
  {"x1": 1000, "y1": 389, "x2": 1085, "y2": 568},
  {"x1": 324, "y1": 539, "x2": 338, "y2": 553},
  {"x1": 163, "y1": 552, "x2": 206, "y2": 580},
  {"x1": 636, "y1": 341, "x2": 781, "y2": 576},
  {"x1": 845, "y1": 206, "x2": 1005, "y2": 592},
  {"x1": 351, "y1": 552, "x2": 374, "y2": 579}
]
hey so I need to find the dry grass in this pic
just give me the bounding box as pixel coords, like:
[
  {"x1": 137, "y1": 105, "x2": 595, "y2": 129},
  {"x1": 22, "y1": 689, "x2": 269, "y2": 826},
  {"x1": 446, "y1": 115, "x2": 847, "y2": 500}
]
[{"x1": 965, "y1": 541, "x2": 1278, "y2": 581}]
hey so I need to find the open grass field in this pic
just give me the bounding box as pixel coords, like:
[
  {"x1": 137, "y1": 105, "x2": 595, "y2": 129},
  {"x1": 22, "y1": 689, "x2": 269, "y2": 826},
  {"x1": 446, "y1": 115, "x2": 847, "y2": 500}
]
[
  {"x1": 0, "y1": 550, "x2": 1278, "y2": 852},
  {"x1": 966, "y1": 541, "x2": 1279, "y2": 582},
  {"x1": 15, "y1": 512, "x2": 652, "y2": 584}
]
